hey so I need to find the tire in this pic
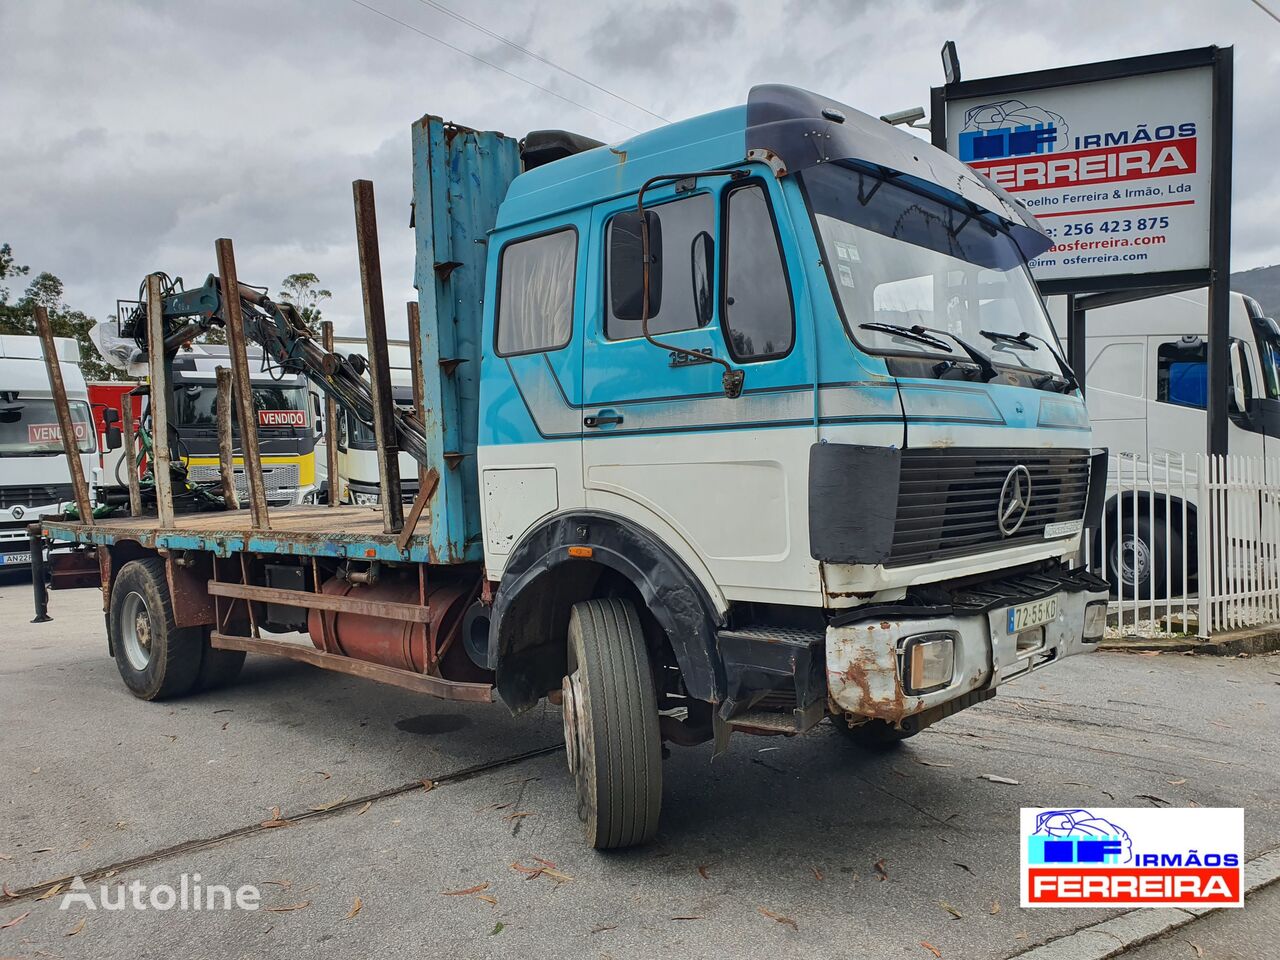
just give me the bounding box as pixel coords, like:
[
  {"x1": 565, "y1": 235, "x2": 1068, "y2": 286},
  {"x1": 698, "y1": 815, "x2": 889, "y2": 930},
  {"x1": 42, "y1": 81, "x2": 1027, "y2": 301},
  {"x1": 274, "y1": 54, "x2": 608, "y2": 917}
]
[
  {"x1": 1104, "y1": 515, "x2": 1185, "y2": 601},
  {"x1": 561, "y1": 598, "x2": 662, "y2": 850},
  {"x1": 835, "y1": 717, "x2": 918, "y2": 751},
  {"x1": 195, "y1": 635, "x2": 246, "y2": 693},
  {"x1": 108, "y1": 558, "x2": 203, "y2": 701}
]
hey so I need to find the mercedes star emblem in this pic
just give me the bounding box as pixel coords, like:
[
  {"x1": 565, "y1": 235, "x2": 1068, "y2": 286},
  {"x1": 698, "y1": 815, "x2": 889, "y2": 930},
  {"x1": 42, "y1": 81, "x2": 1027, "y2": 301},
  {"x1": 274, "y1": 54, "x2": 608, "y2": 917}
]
[{"x1": 997, "y1": 465, "x2": 1032, "y2": 536}]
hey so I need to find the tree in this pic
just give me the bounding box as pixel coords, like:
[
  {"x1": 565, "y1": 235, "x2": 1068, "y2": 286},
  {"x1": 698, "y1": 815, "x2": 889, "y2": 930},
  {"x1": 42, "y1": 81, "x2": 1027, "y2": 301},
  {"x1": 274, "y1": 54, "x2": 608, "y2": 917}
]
[
  {"x1": 278, "y1": 272, "x2": 332, "y2": 337},
  {"x1": 0, "y1": 242, "x2": 117, "y2": 381}
]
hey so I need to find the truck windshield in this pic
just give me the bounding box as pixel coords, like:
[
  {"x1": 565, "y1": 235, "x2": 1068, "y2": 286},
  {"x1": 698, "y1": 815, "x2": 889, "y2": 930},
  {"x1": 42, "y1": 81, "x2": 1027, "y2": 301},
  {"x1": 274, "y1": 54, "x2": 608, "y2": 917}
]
[
  {"x1": 172, "y1": 382, "x2": 308, "y2": 428},
  {"x1": 1254, "y1": 320, "x2": 1280, "y2": 400},
  {"x1": 0, "y1": 398, "x2": 95, "y2": 456},
  {"x1": 800, "y1": 162, "x2": 1059, "y2": 375}
]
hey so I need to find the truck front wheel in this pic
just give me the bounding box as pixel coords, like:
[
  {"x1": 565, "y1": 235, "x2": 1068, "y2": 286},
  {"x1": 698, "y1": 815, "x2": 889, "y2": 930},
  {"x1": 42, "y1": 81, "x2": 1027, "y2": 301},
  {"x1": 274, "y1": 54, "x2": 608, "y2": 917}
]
[
  {"x1": 560, "y1": 598, "x2": 662, "y2": 850},
  {"x1": 109, "y1": 558, "x2": 203, "y2": 701}
]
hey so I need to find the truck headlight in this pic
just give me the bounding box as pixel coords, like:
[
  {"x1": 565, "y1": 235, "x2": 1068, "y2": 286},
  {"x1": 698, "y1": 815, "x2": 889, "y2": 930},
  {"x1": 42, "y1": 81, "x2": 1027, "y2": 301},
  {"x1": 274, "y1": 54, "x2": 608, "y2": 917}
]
[
  {"x1": 352, "y1": 490, "x2": 380, "y2": 506},
  {"x1": 1083, "y1": 600, "x2": 1108, "y2": 642},
  {"x1": 902, "y1": 632, "x2": 955, "y2": 695}
]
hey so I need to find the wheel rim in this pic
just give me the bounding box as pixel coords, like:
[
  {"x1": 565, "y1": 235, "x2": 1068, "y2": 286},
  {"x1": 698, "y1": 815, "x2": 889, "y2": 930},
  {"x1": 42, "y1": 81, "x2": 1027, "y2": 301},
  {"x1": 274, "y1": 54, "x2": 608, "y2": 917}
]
[
  {"x1": 561, "y1": 666, "x2": 593, "y2": 825},
  {"x1": 119, "y1": 591, "x2": 153, "y2": 671},
  {"x1": 1111, "y1": 534, "x2": 1151, "y2": 587}
]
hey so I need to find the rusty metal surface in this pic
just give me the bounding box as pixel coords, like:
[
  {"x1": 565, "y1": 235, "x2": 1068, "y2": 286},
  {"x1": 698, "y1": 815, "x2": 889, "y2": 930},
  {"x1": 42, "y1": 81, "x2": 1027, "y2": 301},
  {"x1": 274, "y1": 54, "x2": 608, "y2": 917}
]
[
  {"x1": 352, "y1": 179, "x2": 404, "y2": 534},
  {"x1": 396, "y1": 467, "x2": 439, "y2": 552},
  {"x1": 165, "y1": 553, "x2": 216, "y2": 628},
  {"x1": 306, "y1": 576, "x2": 471, "y2": 674},
  {"x1": 215, "y1": 239, "x2": 270, "y2": 530},
  {"x1": 214, "y1": 366, "x2": 240, "y2": 510},
  {"x1": 207, "y1": 631, "x2": 494, "y2": 702},
  {"x1": 208, "y1": 579, "x2": 433, "y2": 623},
  {"x1": 32, "y1": 305, "x2": 93, "y2": 524},
  {"x1": 48, "y1": 549, "x2": 101, "y2": 590},
  {"x1": 145, "y1": 275, "x2": 175, "y2": 528},
  {"x1": 405, "y1": 302, "x2": 429, "y2": 490},
  {"x1": 119, "y1": 390, "x2": 143, "y2": 516}
]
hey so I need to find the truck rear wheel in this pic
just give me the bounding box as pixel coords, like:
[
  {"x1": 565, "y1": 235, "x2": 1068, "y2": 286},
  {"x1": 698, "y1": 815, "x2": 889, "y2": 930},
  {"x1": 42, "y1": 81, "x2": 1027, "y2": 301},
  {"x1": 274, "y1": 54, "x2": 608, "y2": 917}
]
[
  {"x1": 109, "y1": 558, "x2": 203, "y2": 701},
  {"x1": 561, "y1": 598, "x2": 662, "y2": 850},
  {"x1": 195, "y1": 637, "x2": 245, "y2": 692}
]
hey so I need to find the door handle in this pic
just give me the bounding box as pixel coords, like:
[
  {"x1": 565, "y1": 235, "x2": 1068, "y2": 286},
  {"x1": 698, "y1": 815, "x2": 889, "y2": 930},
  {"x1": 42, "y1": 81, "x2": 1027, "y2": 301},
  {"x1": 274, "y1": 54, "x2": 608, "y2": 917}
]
[{"x1": 584, "y1": 413, "x2": 624, "y2": 429}]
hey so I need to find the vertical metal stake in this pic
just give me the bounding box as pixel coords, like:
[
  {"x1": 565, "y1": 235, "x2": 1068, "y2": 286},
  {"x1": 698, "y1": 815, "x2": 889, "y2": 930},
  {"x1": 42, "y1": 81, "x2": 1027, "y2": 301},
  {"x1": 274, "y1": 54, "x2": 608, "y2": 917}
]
[
  {"x1": 145, "y1": 275, "x2": 176, "y2": 528},
  {"x1": 28, "y1": 524, "x2": 51, "y2": 623},
  {"x1": 120, "y1": 392, "x2": 142, "y2": 516},
  {"x1": 215, "y1": 238, "x2": 270, "y2": 530},
  {"x1": 32, "y1": 305, "x2": 94, "y2": 524},
  {"x1": 321, "y1": 320, "x2": 340, "y2": 508},
  {"x1": 352, "y1": 179, "x2": 403, "y2": 533},
  {"x1": 215, "y1": 366, "x2": 240, "y2": 510}
]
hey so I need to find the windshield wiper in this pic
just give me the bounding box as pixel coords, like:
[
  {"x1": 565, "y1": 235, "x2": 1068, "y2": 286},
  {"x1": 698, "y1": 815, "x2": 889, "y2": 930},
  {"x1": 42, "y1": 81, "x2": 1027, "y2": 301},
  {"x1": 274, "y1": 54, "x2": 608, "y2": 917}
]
[
  {"x1": 910, "y1": 325, "x2": 999, "y2": 382},
  {"x1": 980, "y1": 329, "x2": 1079, "y2": 392},
  {"x1": 859, "y1": 322, "x2": 953, "y2": 352}
]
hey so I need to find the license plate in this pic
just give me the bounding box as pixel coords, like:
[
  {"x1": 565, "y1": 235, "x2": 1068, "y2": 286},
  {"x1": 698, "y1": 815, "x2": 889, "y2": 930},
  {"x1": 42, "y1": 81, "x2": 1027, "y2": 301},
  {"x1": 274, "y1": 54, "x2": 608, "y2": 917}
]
[
  {"x1": 1007, "y1": 595, "x2": 1059, "y2": 633},
  {"x1": 0, "y1": 552, "x2": 32, "y2": 566}
]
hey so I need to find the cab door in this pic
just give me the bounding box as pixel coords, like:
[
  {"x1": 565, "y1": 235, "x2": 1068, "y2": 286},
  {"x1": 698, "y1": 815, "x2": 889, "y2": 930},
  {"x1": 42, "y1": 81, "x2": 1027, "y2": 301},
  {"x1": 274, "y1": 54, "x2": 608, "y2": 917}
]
[{"x1": 580, "y1": 176, "x2": 819, "y2": 606}]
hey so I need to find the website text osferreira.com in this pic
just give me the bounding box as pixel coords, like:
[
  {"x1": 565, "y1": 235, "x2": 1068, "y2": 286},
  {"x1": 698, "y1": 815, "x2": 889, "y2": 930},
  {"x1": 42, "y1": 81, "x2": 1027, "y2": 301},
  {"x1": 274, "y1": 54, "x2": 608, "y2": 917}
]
[{"x1": 1033, "y1": 232, "x2": 1166, "y2": 268}]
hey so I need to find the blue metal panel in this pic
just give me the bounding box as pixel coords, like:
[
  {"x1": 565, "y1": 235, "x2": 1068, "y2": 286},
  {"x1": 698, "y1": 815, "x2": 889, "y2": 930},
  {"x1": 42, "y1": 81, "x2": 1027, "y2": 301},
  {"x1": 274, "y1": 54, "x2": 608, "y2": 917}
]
[{"x1": 412, "y1": 117, "x2": 521, "y2": 562}]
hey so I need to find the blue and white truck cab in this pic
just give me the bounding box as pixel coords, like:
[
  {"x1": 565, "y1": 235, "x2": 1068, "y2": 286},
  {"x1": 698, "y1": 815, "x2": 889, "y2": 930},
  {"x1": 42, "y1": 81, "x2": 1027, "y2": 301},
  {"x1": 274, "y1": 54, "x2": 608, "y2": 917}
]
[
  {"x1": 477, "y1": 85, "x2": 1108, "y2": 750},
  {"x1": 34, "y1": 85, "x2": 1109, "y2": 850}
]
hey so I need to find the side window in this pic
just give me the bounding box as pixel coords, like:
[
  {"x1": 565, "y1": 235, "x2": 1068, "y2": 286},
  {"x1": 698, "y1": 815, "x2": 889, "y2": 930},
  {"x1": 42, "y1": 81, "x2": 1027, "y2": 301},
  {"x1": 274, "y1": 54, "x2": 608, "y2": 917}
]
[
  {"x1": 1156, "y1": 337, "x2": 1207, "y2": 409},
  {"x1": 495, "y1": 228, "x2": 577, "y2": 356},
  {"x1": 722, "y1": 183, "x2": 794, "y2": 362},
  {"x1": 605, "y1": 193, "x2": 714, "y2": 340}
]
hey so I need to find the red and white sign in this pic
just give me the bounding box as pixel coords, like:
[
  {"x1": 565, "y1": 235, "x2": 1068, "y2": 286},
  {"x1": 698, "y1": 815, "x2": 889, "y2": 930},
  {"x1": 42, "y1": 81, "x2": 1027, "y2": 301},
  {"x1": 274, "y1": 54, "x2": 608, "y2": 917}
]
[
  {"x1": 258, "y1": 409, "x2": 306, "y2": 427},
  {"x1": 946, "y1": 65, "x2": 1214, "y2": 283},
  {"x1": 972, "y1": 138, "x2": 1196, "y2": 193},
  {"x1": 28, "y1": 421, "x2": 90, "y2": 445},
  {"x1": 1020, "y1": 807, "x2": 1243, "y2": 909}
]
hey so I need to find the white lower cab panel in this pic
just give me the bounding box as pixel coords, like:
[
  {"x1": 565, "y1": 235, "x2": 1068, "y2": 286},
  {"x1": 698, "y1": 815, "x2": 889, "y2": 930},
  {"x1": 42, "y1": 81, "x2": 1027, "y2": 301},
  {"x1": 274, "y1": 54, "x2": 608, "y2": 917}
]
[{"x1": 482, "y1": 467, "x2": 559, "y2": 556}]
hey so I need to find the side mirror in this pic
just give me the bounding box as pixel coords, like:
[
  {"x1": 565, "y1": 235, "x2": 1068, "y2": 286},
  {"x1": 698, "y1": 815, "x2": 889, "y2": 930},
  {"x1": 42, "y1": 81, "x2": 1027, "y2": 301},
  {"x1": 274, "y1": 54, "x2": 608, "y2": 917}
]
[
  {"x1": 1228, "y1": 340, "x2": 1249, "y2": 415},
  {"x1": 102, "y1": 408, "x2": 120, "y2": 425},
  {"x1": 690, "y1": 230, "x2": 714, "y2": 327},
  {"x1": 609, "y1": 209, "x2": 663, "y2": 322},
  {"x1": 105, "y1": 424, "x2": 123, "y2": 451}
]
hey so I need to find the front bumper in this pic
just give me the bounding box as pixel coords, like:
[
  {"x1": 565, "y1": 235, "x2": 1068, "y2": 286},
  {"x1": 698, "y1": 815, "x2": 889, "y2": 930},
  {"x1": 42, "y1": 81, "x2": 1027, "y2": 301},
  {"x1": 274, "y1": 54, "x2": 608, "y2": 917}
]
[{"x1": 827, "y1": 568, "x2": 1108, "y2": 723}]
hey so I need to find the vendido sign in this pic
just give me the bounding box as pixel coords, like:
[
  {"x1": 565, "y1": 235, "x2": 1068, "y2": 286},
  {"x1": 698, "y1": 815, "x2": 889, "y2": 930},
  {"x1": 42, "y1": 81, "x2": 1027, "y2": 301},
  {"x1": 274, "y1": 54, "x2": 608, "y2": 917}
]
[{"x1": 932, "y1": 47, "x2": 1230, "y2": 296}]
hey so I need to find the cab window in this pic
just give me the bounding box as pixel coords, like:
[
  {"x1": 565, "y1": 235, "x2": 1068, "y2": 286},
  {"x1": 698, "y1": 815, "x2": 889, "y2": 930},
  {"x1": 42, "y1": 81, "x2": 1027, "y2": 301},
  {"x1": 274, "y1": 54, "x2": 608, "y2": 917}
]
[
  {"x1": 1156, "y1": 338, "x2": 1208, "y2": 409},
  {"x1": 605, "y1": 193, "x2": 714, "y2": 341},
  {"x1": 495, "y1": 228, "x2": 577, "y2": 356},
  {"x1": 721, "y1": 183, "x2": 794, "y2": 362}
]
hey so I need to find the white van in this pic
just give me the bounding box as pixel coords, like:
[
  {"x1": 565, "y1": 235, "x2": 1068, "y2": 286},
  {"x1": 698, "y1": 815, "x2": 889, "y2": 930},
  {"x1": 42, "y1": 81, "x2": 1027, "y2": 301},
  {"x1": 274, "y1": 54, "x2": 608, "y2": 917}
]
[{"x1": 1049, "y1": 289, "x2": 1280, "y2": 594}]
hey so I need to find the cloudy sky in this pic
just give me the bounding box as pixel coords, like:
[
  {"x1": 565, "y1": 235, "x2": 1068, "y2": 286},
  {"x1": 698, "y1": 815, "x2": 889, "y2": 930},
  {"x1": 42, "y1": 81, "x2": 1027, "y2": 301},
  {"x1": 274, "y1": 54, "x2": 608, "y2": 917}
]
[{"x1": 2, "y1": 0, "x2": 1277, "y2": 339}]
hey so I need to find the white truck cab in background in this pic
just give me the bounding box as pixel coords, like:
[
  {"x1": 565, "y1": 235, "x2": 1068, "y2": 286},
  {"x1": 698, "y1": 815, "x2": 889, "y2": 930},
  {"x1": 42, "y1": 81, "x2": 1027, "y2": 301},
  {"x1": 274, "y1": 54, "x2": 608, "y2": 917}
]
[
  {"x1": 314, "y1": 337, "x2": 419, "y2": 506},
  {"x1": 1048, "y1": 289, "x2": 1280, "y2": 593},
  {"x1": 0, "y1": 335, "x2": 99, "y2": 570}
]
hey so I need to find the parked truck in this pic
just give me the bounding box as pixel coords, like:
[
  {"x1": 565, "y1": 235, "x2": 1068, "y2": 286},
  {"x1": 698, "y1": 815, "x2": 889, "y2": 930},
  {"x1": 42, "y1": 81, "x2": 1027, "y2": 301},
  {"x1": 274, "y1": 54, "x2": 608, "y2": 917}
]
[
  {"x1": 1049, "y1": 289, "x2": 1280, "y2": 595},
  {"x1": 1, "y1": 335, "x2": 100, "y2": 570},
  {"x1": 315, "y1": 336, "x2": 419, "y2": 506},
  {"x1": 32, "y1": 86, "x2": 1108, "y2": 848}
]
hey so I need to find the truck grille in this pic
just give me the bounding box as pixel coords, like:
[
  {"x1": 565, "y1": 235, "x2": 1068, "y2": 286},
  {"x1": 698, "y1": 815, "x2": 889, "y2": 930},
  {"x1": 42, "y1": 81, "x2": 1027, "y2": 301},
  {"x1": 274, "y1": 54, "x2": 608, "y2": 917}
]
[
  {"x1": 888, "y1": 448, "x2": 1091, "y2": 566},
  {"x1": 0, "y1": 484, "x2": 74, "y2": 509},
  {"x1": 187, "y1": 463, "x2": 300, "y2": 501}
]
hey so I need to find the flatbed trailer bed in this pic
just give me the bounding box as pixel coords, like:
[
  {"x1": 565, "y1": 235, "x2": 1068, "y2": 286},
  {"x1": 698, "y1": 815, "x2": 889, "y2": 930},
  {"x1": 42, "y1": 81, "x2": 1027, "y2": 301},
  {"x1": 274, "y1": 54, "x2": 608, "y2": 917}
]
[{"x1": 41, "y1": 505, "x2": 435, "y2": 564}]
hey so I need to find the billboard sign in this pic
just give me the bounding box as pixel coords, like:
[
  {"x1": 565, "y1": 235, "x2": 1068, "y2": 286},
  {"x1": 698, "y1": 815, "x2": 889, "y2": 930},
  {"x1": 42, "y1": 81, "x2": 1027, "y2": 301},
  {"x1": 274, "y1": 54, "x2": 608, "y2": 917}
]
[{"x1": 934, "y1": 48, "x2": 1227, "y2": 295}]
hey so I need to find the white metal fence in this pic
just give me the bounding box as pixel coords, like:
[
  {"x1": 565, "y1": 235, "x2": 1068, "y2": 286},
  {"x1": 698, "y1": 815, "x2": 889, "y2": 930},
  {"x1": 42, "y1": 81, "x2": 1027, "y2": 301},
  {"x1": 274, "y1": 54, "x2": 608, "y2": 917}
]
[{"x1": 1081, "y1": 452, "x2": 1280, "y2": 639}]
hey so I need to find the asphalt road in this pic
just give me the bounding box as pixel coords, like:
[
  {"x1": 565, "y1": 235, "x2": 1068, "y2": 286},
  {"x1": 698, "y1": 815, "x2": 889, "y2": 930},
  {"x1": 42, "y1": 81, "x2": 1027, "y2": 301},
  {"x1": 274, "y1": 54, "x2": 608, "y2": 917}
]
[{"x1": 2, "y1": 574, "x2": 1278, "y2": 959}]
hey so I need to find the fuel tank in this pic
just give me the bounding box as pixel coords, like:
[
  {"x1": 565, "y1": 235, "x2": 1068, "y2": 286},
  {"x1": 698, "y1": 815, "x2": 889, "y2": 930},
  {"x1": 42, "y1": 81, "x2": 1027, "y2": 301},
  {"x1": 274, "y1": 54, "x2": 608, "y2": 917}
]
[{"x1": 307, "y1": 575, "x2": 472, "y2": 673}]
